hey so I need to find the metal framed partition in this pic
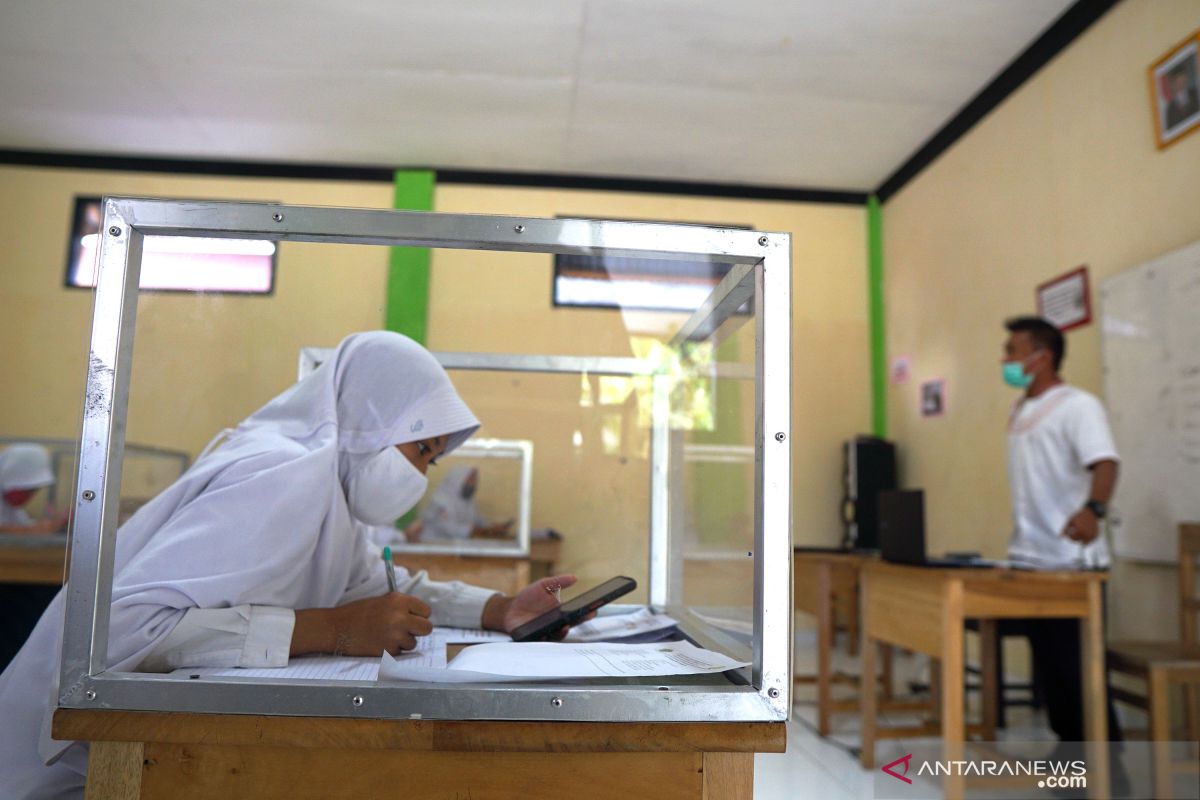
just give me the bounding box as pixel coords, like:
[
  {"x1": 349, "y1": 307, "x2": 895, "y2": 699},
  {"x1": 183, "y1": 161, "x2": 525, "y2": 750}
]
[{"x1": 59, "y1": 198, "x2": 793, "y2": 722}]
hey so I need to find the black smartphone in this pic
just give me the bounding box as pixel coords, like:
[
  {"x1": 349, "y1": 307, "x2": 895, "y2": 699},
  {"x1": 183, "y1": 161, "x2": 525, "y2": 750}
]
[{"x1": 510, "y1": 576, "x2": 637, "y2": 642}]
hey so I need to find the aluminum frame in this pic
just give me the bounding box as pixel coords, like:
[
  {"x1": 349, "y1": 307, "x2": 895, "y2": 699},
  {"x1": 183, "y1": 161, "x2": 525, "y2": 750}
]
[
  {"x1": 392, "y1": 437, "x2": 534, "y2": 557},
  {"x1": 60, "y1": 197, "x2": 792, "y2": 722}
]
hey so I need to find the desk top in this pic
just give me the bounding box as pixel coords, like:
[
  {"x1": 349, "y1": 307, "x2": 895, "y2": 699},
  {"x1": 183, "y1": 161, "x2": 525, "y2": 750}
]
[
  {"x1": 792, "y1": 547, "x2": 876, "y2": 565},
  {"x1": 54, "y1": 708, "x2": 787, "y2": 753},
  {"x1": 861, "y1": 560, "x2": 1108, "y2": 584},
  {"x1": 0, "y1": 532, "x2": 68, "y2": 551}
]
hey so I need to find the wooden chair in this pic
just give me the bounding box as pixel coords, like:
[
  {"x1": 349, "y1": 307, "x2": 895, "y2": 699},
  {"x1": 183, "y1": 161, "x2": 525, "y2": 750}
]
[{"x1": 1107, "y1": 523, "x2": 1200, "y2": 799}]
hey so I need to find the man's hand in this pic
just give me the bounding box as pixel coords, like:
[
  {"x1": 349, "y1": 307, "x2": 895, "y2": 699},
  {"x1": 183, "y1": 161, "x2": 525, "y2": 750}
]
[
  {"x1": 1062, "y1": 508, "x2": 1100, "y2": 544},
  {"x1": 481, "y1": 574, "x2": 581, "y2": 634},
  {"x1": 292, "y1": 593, "x2": 433, "y2": 657}
]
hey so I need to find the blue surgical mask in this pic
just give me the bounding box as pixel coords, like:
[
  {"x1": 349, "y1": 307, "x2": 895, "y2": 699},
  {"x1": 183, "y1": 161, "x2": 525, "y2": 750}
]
[{"x1": 1002, "y1": 361, "x2": 1032, "y2": 388}]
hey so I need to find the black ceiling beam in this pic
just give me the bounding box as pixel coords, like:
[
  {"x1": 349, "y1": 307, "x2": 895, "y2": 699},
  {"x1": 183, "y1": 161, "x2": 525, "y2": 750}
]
[
  {"x1": 0, "y1": 148, "x2": 867, "y2": 205},
  {"x1": 874, "y1": 0, "x2": 1122, "y2": 203}
]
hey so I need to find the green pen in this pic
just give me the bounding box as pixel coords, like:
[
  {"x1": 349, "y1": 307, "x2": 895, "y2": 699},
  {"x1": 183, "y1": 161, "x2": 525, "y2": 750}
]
[{"x1": 382, "y1": 546, "x2": 397, "y2": 593}]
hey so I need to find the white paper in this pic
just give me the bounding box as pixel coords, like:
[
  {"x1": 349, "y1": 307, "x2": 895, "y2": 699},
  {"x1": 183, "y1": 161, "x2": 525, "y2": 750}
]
[
  {"x1": 166, "y1": 627, "x2": 510, "y2": 681},
  {"x1": 379, "y1": 640, "x2": 748, "y2": 683},
  {"x1": 170, "y1": 655, "x2": 379, "y2": 681},
  {"x1": 563, "y1": 608, "x2": 678, "y2": 642}
]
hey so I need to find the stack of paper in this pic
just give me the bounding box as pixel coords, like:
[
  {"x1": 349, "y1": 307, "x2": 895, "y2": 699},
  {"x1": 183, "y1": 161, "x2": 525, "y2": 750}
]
[
  {"x1": 378, "y1": 640, "x2": 748, "y2": 684},
  {"x1": 563, "y1": 607, "x2": 679, "y2": 643}
]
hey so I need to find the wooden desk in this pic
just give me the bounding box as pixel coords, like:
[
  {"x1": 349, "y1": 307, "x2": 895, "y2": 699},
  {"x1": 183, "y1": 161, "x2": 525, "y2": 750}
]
[
  {"x1": 859, "y1": 562, "x2": 1109, "y2": 800},
  {"x1": 54, "y1": 709, "x2": 785, "y2": 799},
  {"x1": 394, "y1": 552, "x2": 533, "y2": 596},
  {"x1": 0, "y1": 533, "x2": 68, "y2": 585},
  {"x1": 793, "y1": 549, "x2": 872, "y2": 735}
]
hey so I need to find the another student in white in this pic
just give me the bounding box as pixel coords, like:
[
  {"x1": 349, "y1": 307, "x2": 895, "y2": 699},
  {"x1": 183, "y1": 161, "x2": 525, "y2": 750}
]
[
  {"x1": 0, "y1": 331, "x2": 577, "y2": 799},
  {"x1": 1001, "y1": 316, "x2": 1122, "y2": 748},
  {"x1": 415, "y1": 466, "x2": 514, "y2": 541},
  {"x1": 0, "y1": 444, "x2": 67, "y2": 534}
]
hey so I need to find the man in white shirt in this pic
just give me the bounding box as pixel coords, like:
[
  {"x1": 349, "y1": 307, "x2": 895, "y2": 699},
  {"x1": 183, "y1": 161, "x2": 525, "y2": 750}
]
[{"x1": 1001, "y1": 316, "x2": 1123, "y2": 751}]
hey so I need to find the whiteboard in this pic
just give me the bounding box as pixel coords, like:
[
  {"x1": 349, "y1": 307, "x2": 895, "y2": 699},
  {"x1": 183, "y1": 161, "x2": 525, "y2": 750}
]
[{"x1": 1100, "y1": 238, "x2": 1200, "y2": 562}]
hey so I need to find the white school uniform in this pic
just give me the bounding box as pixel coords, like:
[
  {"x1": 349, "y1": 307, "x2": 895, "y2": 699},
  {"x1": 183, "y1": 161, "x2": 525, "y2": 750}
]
[
  {"x1": 0, "y1": 332, "x2": 497, "y2": 799},
  {"x1": 1006, "y1": 384, "x2": 1119, "y2": 569}
]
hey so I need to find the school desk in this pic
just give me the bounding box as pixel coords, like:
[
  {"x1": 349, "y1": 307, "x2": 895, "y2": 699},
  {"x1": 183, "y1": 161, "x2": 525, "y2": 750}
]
[
  {"x1": 0, "y1": 533, "x2": 68, "y2": 585},
  {"x1": 858, "y1": 561, "x2": 1110, "y2": 800},
  {"x1": 54, "y1": 709, "x2": 784, "y2": 799}
]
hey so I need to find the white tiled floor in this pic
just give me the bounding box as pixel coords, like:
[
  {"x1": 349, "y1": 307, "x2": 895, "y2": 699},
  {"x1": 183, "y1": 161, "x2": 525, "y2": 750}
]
[{"x1": 751, "y1": 630, "x2": 1197, "y2": 800}]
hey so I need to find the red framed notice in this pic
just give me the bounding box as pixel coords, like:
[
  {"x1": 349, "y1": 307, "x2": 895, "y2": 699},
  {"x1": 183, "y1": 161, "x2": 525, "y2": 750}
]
[{"x1": 1036, "y1": 266, "x2": 1092, "y2": 331}]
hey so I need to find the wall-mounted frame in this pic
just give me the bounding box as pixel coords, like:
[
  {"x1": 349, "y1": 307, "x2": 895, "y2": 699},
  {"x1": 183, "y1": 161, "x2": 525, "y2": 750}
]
[
  {"x1": 1036, "y1": 265, "x2": 1092, "y2": 332},
  {"x1": 60, "y1": 198, "x2": 792, "y2": 723},
  {"x1": 1149, "y1": 28, "x2": 1200, "y2": 149}
]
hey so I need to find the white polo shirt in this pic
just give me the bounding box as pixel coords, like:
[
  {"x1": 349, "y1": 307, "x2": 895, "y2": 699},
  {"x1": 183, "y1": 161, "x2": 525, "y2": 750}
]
[{"x1": 1006, "y1": 384, "x2": 1119, "y2": 569}]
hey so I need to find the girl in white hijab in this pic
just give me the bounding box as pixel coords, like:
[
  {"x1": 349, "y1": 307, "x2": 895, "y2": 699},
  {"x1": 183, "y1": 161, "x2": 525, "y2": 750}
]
[
  {"x1": 415, "y1": 465, "x2": 513, "y2": 541},
  {"x1": 0, "y1": 331, "x2": 577, "y2": 799},
  {"x1": 0, "y1": 444, "x2": 67, "y2": 534}
]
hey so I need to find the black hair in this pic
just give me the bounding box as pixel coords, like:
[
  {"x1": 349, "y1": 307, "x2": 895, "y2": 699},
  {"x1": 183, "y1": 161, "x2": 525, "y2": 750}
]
[{"x1": 1005, "y1": 316, "x2": 1065, "y2": 371}]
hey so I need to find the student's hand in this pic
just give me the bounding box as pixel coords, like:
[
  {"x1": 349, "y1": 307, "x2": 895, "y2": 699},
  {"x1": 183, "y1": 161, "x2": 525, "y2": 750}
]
[
  {"x1": 1062, "y1": 508, "x2": 1099, "y2": 544},
  {"x1": 293, "y1": 594, "x2": 433, "y2": 657},
  {"x1": 481, "y1": 574, "x2": 589, "y2": 636}
]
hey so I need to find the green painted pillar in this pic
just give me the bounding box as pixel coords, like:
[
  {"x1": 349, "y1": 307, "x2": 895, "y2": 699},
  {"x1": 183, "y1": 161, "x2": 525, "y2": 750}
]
[
  {"x1": 386, "y1": 170, "x2": 435, "y2": 343},
  {"x1": 867, "y1": 195, "x2": 887, "y2": 438}
]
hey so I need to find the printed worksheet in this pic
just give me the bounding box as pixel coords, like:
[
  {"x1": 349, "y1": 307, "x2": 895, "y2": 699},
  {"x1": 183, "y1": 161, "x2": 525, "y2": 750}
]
[{"x1": 378, "y1": 640, "x2": 748, "y2": 683}]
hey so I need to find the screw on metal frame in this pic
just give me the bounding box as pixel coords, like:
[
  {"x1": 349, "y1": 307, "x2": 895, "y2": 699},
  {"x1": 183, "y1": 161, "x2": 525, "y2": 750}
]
[
  {"x1": 108, "y1": 226, "x2": 121, "y2": 236},
  {"x1": 514, "y1": 224, "x2": 525, "y2": 233},
  {"x1": 758, "y1": 235, "x2": 769, "y2": 246},
  {"x1": 81, "y1": 490, "x2": 96, "y2": 501},
  {"x1": 768, "y1": 688, "x2": 780, "y2": 698},
  {"x1": 272, "y1": 213, "x2": 284, "y2": 222},
  {"x1": 550, "y1": 697, "x2": 563, "y2": 708},
  {"x1": 352, "y1": 695, "x2": 364, "y2": 707},
  {"x1": 774, "y1": 432, "x2": 786, "y2": 442}
]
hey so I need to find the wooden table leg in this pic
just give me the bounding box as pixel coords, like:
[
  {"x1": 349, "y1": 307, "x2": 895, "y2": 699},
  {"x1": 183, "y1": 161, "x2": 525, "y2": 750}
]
[
  {"x1": 860, "y1": 635, "x2": 877, "y2": 768},
  {"x1": 941, "y1": 581, "x2": 965, "y2": 800},
  {"x1": 85, "y1": 740, "x2": 144, "y2": 800},
  {"x1": 881, "y1": 643, "x2": 894, "y2": 701},
  {"x1": 1081, "y1": 580, "x2": 1110, "y2": 800},
  {"x1": 929, "y1": 659, "x2": 942, "y2": 726},
  {"x1": 1149, "y1": 665, "x2": 1173, "y2": 800},
  {"x1": 702, "y1": 752, "x2": 754, "y2": 800},
  {"x1": 846, "y1": 581, "x2": 860, "y2": 657},
  {"x1": 980, "y1": 618, "x2": 998, "y2": 740},
  {"x1": 817, "y1": 562, "x2": 833, "y2": 737}
]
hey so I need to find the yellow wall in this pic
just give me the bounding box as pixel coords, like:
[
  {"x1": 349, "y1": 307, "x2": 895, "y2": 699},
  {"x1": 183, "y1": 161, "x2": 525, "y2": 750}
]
[
  {"x1": 0, "y1": 166, "x2": 392, "y2": 458},
  {"x1": 0, "y1": 168, "x2": 869, "y2": 599},
  {"x1": 884, "y1": 0, "x2": 1200, "y2": 640},
  {"x1": 431, "y1": 184, "x2": 869, "y2": 592}
]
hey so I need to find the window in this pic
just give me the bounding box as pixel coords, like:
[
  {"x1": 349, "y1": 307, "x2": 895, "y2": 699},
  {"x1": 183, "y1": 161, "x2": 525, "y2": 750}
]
[
  {"x1": 552, "y1": 217, "x2": 752, "y2": 314},
  {"x1": 64, "y1": 197, "x2": 277, "y2": 294}
]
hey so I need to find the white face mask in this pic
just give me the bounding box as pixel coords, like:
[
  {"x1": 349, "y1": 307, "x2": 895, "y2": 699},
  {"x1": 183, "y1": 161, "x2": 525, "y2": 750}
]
[{"x1": 346, "y1": 446, "x2": 428, "y2": 526}]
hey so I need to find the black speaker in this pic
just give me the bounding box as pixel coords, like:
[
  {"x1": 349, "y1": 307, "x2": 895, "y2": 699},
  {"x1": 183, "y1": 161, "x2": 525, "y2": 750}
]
[{"x1": 840, "y1": 436, "x2": 897, "y2": 550}]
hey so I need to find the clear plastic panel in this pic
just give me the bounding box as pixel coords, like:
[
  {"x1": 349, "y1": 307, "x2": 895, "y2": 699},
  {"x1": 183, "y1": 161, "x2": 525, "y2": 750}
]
[{"x1": 670, "y1": 285, "x2": 758, "y2": 652}]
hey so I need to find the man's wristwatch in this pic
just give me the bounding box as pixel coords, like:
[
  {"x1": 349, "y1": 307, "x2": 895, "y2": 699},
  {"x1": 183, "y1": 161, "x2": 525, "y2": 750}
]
[{"x1": 1084, "y1": 500, "x2": 1108, "y2": 519}]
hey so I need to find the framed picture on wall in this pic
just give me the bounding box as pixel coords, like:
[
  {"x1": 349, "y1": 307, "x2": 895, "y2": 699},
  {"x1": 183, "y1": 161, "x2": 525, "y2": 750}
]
[
  {"x1": 920, "y1": 379, "x2": 946, "y2": 418},
  {"x1": 1149, "y1": 28, "x2": 1200, "y2": 148}
]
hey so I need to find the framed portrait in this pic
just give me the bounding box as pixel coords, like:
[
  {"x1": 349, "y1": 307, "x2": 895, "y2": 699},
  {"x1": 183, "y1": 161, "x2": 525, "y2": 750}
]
[
  {"x1": 920, "y1": 379, "x2": 946, "y2": 418},
  {"x1": 1149, "y1": 29, "x2": 1200, "y2": 149}
]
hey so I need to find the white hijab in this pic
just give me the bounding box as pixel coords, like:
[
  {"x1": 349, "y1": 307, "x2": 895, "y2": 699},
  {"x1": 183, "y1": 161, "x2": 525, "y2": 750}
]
[
  {"x1": 0, "y1": 331, "x2": 480, "y2": 775},
  {"x1": 420, "y1": 465, "x2": 482, "y2": 539},
  {"x1": 107, "y1": 330, "x2": 480, "y2": 665},
  {"x1": 0, "y1": 444, "x2": 55, "y2": 491}
]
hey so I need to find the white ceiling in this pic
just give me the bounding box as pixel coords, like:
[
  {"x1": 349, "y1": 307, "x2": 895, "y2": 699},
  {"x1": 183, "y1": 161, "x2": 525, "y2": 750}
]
[{"x1": 0, "y1": 0, "x2": 1075, "y2": 192}]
